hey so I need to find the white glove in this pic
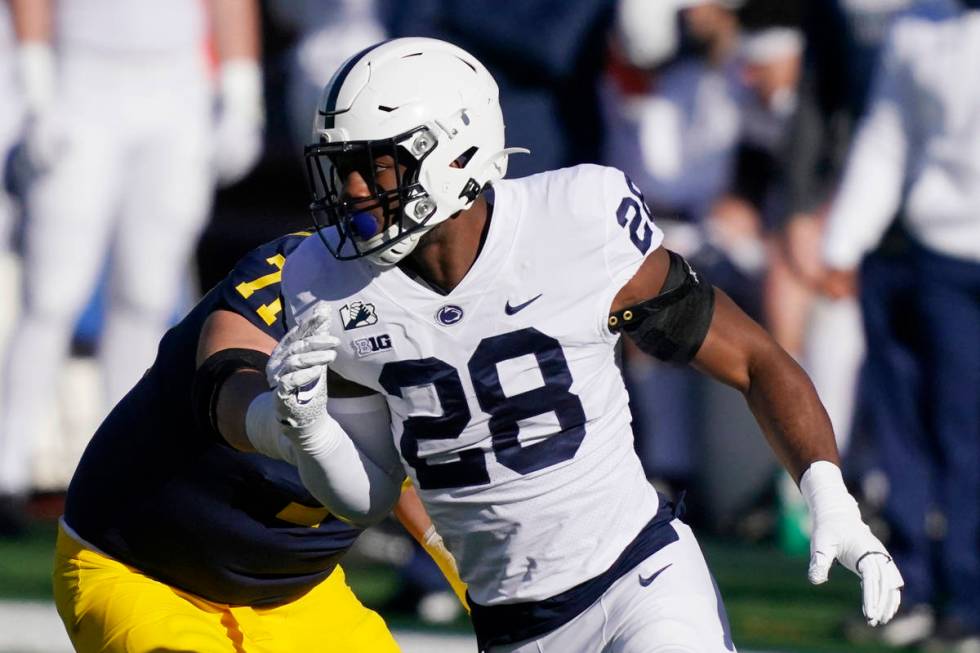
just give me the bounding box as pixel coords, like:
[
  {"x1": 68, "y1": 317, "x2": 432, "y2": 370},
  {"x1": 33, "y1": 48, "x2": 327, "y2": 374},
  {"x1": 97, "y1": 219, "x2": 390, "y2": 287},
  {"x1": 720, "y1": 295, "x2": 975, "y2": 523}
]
[
  {"x1": 245, "y1": 306, "x2": 339, "y2": 461},
  {"x1": 267, "y1": 306, "x2": 340, "y2": 445},
  {"x1": 801, "y1": 461, "x2": 904, "y2": 627},
  {"x1": 16, "y1": 42, "x2": 61, "y2": 170},
  {"x1": 213, "y1": 59, "x2": 265, "y2": 187}
]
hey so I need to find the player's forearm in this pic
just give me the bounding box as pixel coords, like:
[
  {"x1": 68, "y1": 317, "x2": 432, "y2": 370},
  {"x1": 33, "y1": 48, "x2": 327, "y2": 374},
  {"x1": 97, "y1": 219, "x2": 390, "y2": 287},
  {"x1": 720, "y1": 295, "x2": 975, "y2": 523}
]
[
  {"x1": 744, "y1": 342, "x2": 840, "y2": 483},
  {"x1": 693, "y1": 291, "x2": 840, "y2": 482},
  {"x1": 215, "y1": 369, "x2": 270, "y2": 452},
  {"x1": 394, "y1": 485, "x2": 470, "y2": 609},
  {"x1": 393, "y1": 482, "x2": 431, "y2": 543},
  {"x1": 10, "y1": 0, "x2": 51, "y2": 42},
  {"x1": 208, "y1": 0, "x2": 261, "y2": 63}
]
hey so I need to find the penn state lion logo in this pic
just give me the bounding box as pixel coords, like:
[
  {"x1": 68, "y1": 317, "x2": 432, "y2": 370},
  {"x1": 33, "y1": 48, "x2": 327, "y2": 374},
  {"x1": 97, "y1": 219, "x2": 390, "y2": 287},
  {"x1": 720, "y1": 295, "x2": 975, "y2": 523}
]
[
  {"x1": 436, "y1": 304, "x2": 464, "y2": 326},
  {"x1": 339, "y1": 301, "x2": 378, "y2": 330}
]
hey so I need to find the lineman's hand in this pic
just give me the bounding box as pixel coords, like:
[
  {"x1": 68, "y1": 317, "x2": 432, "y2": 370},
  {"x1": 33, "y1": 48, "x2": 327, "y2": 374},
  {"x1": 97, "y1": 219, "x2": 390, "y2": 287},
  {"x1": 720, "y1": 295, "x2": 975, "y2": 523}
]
[
  {"x1": 803, "y1": 462, "x2": 904, "y2": 627},
  {"x1": 267, "y1": 307, "x2": 339, "y2": 447}
]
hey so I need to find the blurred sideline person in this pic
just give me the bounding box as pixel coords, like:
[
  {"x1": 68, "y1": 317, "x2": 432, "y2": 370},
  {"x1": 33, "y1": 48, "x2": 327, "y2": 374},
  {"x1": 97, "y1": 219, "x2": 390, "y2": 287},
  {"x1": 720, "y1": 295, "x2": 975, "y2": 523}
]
[
  {"x1": 761, "y1": 0, "x2": 916, "y2": 563},
  {"x1": 384, "y1": 0, "x2": 616, "y2": 179},
  {"x1": 255, "y1": 38, "x2": 904, "y2": 652},
  {"x1": 0, "y1": 1, "x2": 22, "y2": 249},
  {"x1": 768, "y1": 0, "x2": 917, "y2": 458},
  {"x1": 0, "y1": 2, "x2": 23, "y2": 385},
  {"x1": 821, "y1": 1, "x2": 980, "y2": 648},
  {"x1": 610, "y1": 0, "x2": 744, "y2": 225},
  {"x1": 601, "y1": 0, "x2": 744, "y2": 493},
  {"x1": 0, "y1": 0, "x2": 264, "y2": 529},
  {"x1": 52, "y1": 231, "x2": 465, "y2": 652},
  {"x1": 602, "y1": 0, "x2": 805, "y2": 500}
]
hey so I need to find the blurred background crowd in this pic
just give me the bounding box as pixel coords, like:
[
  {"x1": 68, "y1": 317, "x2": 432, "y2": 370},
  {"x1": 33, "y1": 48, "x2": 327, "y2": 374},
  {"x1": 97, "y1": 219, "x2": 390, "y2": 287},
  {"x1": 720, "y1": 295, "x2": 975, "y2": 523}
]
[{"x1": 0, "y1": 0, "x2": 977, "y2": 650}]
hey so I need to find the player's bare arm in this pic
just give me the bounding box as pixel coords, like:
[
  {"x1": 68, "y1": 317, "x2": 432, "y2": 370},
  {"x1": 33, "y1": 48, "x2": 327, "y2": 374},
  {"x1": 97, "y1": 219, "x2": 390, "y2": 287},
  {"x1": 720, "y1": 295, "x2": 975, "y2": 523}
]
[
  {"x1": 611, "y1": 245, "x2": 902, "y2": 626},
  {"x1": 393, "y1": 483, "x2": 469, "y2": 608},
  {"x1": 693, "y1": 290, "x2": 842, "y2": 479},
  {"x1": 196, "y1": 309, "x2": 276, "y2": 452},
  {"x1": 207, "y1": 0, "x2": 260, "y2": 62},
  {"x1": 9, "y1": 0, "x2": 50, "y2": 41},
  {"x1": 206, "y1": 0, "x2": 264, "y2": 186},
  {"x1": 612, "y1": 246, "x2": 839, "y2": 480}
]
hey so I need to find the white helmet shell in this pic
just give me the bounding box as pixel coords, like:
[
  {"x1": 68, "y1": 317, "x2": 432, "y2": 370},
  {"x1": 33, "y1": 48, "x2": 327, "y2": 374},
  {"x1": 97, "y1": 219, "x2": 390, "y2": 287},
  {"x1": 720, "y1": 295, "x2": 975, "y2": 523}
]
[{"x1": 309, "y1": 37, "x2": 527, "y2": 266}]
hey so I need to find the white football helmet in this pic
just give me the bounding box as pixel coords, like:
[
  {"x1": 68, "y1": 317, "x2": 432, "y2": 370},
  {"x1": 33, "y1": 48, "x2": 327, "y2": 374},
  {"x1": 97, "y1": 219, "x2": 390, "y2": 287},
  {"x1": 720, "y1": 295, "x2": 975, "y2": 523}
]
[{"x1": 305, "y1": 37, "x2": 527, "y2": 266}]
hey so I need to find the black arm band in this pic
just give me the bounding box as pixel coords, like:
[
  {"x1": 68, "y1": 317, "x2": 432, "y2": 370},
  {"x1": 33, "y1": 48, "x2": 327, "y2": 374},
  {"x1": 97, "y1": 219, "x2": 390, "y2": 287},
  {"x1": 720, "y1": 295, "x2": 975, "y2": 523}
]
[
  {"x1": 191, "y1": 348, "x2": 271, "y2": 444},
  {"x1": 608, "y1": 250, "x2": 715, "y2": 364}
]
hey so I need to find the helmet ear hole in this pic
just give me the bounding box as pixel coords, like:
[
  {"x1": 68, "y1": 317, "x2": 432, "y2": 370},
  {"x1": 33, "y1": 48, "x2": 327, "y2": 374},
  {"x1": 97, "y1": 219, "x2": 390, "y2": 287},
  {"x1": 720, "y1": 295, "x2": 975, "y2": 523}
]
[{"x1": 453, "y1": 146, "x2": 479, "y2": 169}]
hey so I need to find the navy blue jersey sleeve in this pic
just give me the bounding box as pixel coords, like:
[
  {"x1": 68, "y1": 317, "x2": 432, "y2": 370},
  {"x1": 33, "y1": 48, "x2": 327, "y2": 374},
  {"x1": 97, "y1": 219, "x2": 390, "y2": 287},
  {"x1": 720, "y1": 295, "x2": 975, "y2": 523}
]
[{"x1": 212, "y1": 232, "x2": 312, "y2": 340}]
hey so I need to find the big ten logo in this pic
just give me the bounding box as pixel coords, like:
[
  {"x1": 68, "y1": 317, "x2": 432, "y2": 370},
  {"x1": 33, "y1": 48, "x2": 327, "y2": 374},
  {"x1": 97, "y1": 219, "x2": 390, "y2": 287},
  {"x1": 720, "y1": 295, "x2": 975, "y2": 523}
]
[{"x1": 352, "y1": 334, "x2": 393, "y2": 358}]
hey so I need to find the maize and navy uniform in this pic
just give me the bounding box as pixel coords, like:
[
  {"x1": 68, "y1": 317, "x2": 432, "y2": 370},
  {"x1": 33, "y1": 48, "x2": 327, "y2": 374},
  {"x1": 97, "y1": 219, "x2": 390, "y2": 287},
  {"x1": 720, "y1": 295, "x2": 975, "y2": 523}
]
[{"x1": 54, "y1": 232, "x2": 399, "y2": 653}]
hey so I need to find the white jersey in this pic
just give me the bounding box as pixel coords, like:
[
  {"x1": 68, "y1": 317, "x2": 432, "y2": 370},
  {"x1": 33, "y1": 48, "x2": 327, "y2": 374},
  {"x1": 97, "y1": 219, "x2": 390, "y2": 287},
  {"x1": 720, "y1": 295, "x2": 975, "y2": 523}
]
[
  {"x1": 56, "y1": 0, "x2": 206, "y2": 54},
  {"x1": 0, "y1": 2, "x2": 13, "y2": 52},
  {"x1": 283, "y1": 164, "x2": 665, "y2": 605},
  {"x1": 825, "y1": 5, "x2": 980, "y2": 266}
]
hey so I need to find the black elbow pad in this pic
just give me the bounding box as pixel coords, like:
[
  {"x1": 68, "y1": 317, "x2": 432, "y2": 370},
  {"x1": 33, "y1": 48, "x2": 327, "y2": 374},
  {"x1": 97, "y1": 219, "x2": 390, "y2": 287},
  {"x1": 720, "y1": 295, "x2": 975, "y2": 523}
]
[
  {"x1": 608, "y1": 250, "x2": 715, "y2": 364},
  {"x1": 191, "y1": 348, "x2": 270, "y2": 444}
]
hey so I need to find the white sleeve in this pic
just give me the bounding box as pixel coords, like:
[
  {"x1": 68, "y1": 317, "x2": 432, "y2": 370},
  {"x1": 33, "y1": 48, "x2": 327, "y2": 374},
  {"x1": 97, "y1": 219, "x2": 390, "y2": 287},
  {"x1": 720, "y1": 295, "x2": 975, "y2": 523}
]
[
  {"x1": 247, "y1": 391, "x2": 404, "y2": 528},
  {"x1": 639, "y1": 96, "x2": 685, "y2": 183},
  {"x1": 327, "y1": 394, "x2": 403, "y2": 479},
  {"x1": 823, "y1": 27, "x2": 912, "y2": 269},
  {"x1": 296, "y1": 393, "x2": 404, "y2": 527}
]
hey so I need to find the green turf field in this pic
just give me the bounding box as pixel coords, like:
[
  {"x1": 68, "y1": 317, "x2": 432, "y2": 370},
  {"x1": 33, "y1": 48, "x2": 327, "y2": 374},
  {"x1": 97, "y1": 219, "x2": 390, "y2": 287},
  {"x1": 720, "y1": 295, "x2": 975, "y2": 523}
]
[{"x1": 0, "y1": 520, "x2": 914, "y2": 652}]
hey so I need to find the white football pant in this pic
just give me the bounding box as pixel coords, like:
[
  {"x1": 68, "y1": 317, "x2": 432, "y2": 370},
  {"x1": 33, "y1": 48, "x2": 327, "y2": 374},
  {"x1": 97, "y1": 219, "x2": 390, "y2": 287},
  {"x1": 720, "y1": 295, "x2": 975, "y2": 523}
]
[
  {"x1": 0, "y1": 49, "x2": 212, "y2": 495},
  {"x1": 492, "y1": 522, "x2": 736, "y2": 653}
]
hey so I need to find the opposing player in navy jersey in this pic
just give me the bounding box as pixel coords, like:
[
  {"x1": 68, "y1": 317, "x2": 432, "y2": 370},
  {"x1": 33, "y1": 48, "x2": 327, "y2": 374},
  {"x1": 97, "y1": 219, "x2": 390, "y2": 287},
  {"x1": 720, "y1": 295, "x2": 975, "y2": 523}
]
[
  {"x1": 54, "y1": 231, "x2": 464, "y2": 652},
  {"x1": 240, "y1": 38, "x2": 906, "y2": 652}
]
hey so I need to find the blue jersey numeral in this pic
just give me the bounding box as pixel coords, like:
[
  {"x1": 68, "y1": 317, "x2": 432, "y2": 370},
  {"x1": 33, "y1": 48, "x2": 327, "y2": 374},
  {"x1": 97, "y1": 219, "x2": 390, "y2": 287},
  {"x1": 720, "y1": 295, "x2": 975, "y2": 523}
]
[
  {"x1": 380, "y1": 327, "x2": 586, "y2": 489},
  {"x1": 615, "y1": 174, "x2": 656, "y2": 254}
]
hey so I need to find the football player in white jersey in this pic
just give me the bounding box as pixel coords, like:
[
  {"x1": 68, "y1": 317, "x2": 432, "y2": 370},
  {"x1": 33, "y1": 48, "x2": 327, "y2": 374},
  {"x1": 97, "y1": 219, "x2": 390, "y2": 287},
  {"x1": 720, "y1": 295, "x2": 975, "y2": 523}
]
[
  {"x1": 239, "y1": 38, "x2": 905, "y2": 652},
  {"x1": 0, "y1": 1, "x2": 22, "y2": 247},
  {"x1": 0, "y1": 0, "x2": 263, "y2": 523}
]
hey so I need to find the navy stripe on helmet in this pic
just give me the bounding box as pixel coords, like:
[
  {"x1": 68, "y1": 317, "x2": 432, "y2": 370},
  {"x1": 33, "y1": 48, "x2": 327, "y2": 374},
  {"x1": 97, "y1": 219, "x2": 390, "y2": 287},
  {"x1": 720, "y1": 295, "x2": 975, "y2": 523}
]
[{"x1": 319, "y1": 40, "x2": 391, "y2": 128}]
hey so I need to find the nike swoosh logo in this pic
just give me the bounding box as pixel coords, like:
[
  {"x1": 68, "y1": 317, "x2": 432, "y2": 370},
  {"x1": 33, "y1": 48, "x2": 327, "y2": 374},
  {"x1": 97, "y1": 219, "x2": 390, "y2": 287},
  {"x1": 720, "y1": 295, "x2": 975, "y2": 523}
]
[
  {"x1": 505, "y1": 294, "x2": 543, "y2": 315},
  {"x1": 294, "y1": 379, "x2": 321, "y2": 405},
  {"x1": 638, "y1": 563, "x2": 672, "y2": 587}
]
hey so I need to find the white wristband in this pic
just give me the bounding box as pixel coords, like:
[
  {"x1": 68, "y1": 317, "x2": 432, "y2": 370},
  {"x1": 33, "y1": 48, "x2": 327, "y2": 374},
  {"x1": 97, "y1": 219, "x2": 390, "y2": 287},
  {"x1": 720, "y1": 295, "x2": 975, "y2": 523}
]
[
  {"x1": 244, "y1": 391, "x2": 296, "y2": 464},
  {"x1": 16, "y1": 42, "x2": 56, "y2": 115},
  {"x1": 219, "y1": 58, "x2": 264, "y2": 123},
  {"x1": 799, "y1": 460, "x2": 860, "y2": 517}
]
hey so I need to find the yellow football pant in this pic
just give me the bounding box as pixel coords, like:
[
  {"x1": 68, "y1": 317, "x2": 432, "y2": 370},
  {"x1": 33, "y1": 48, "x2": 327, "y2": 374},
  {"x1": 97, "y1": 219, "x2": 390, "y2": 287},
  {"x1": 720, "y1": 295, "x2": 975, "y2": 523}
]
[{"x1": 53, "y1": 524, "x2": 400, "y2": 652}]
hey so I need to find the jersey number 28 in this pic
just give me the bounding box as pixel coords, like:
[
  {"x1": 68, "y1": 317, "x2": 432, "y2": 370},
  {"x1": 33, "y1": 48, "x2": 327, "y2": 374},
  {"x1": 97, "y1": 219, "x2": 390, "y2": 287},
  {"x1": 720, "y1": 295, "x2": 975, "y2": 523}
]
[{"x1": 379, "y1": 327, "x2": 586, "y2": 490}]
